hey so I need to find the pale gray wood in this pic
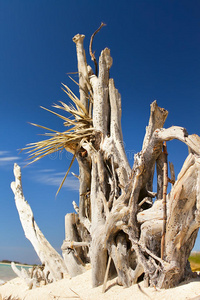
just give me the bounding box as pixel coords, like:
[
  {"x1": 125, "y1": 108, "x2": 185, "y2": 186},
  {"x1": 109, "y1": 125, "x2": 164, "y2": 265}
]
[
  {"x1": 62, "y1": 213, "x2": 86, "y2": 277},
  {"x1": 73, "y1": 34, "x2": 89, "y2": 109},
  {"x1": 12, "y1": 30, "x2": 200, "y2": 291},
  {"x1": 11, "y1": 164, "x2": 68, "y2": 283}
]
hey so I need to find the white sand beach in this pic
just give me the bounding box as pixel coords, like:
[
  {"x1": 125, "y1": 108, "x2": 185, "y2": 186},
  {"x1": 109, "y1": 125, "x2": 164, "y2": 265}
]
[{"x1": 0, "y1": 269, "x2": 200, "y2": 300}]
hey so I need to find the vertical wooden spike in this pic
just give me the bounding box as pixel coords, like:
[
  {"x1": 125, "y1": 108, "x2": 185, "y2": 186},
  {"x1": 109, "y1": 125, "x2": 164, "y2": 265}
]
[{"x1": 161, "y1": 142, "x2": 168, "y2": 260}]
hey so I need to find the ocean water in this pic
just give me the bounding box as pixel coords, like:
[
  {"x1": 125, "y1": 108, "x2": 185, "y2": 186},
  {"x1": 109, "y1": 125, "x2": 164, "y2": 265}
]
[{"x1": 0, "y1": 263, "x2": 31, "y2": 284}]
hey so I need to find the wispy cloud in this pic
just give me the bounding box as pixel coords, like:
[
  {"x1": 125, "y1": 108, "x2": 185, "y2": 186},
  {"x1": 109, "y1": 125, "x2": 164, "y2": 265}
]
[
  {"x1": 32, "y1": 169, "x2": 79, "y2": 191},
  {"x1": 0, "y1": 151, "x2": 10, "y2": 156},
  {"x1": 0, "y1": 150, "x2": 20, "y2": 166},
  {"x1": 0, "y1": 156, "x2": 20, "y2": 162}
]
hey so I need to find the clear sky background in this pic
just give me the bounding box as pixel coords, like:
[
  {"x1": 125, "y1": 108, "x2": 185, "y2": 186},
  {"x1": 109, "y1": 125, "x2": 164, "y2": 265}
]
[{"x1": 0, "y1": 0, "x2": 200, "y2": 264}]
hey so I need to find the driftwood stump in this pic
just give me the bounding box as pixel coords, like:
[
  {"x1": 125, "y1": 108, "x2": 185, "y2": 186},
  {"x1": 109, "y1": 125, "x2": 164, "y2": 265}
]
[
  {"x1": 61, "y1": 31, "x2": 200, "y2": 289},
  {"x1": 12, "y1": 27, "x2": 200, "y2": 289}
]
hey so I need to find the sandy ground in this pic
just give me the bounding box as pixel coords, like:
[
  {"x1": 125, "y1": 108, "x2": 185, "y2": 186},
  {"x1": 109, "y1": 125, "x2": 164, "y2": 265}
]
[{"x1": 0, "y1": 269, "x2": 200, "y2": 300}]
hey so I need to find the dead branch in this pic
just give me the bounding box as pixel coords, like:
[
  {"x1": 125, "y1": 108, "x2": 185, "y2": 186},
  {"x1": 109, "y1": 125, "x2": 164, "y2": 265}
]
[{"x1": 89, "y1": 22, "x2": 106, "y2": 76}]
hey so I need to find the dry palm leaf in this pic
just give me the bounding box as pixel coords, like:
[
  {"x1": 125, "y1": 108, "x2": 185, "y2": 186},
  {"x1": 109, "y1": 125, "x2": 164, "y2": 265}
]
[{"x1": 22, "y1": 84, "x2": 94, "y2": 195}]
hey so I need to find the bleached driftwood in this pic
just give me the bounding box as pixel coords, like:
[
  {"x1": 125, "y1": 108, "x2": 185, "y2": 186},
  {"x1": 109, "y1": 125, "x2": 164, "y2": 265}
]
[
  {"x1": 61, "y1": 213, "x2": 87, "y2": 277},
  {"x1": 18, "y1": 26, "x2": 200, "y2": 291},
  {"x1": 11, "y1": 262, "x2": 35, "y2": 289},
  {"x1": 73, "y1": 34, "x2": 89, "y2": 110},
  {"x1": 69, "y1": 29, "x2": 200, "y2": 288},
  {"x1": 11, "y1": 262, "x2": 49, "y2": 289},
  {"x1": 11, "y1": 163, "x2": 68, "y2": 283}
]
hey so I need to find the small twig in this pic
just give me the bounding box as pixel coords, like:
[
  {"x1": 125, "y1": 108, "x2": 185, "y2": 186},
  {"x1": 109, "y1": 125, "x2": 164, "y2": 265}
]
[
  {"x1": 110, "y1": 155, "x2": 119, "y2": 199},
  {"x1": 142, "y1": 245, "x2": 164, "y2": 267},
  {"x1": 130, "y1": 238, "x2": 165, "y2": 267},
  {"x1": 5, "y1": 297, "x2": 21, "y2": 300},
  {"x1": 146, "y1": 190, "x2": 157, "y2": 198},
  {"x1": 169, "y1": 161, "x2": 175, "y2": 184},
  {"x1": 49, "y1": 289, "x2": 81, "y2": 299},
  {"x1": 72, "y1": 201, "x2": 79, "y2": 214},
  {"x1": 161, "y1": 142, "x2": 168, "y2": 260},
  {"x1": 72, "y1": 251, "x2": 86, "y2": 267},
  {"x1": 62, "y1": 241, "x2": 89, "y2": 250},
  {"x1": 71, "y1": 172, "x2": 80, "y2": 179},
  {"x1": 137, "y1": 283, "x2": 152, "y2": 299},
  {"x1": 138, "y1": 198, "x2": 153, "y2": 207},
  {"x1": 102, "y1": 255, "x2": 112, "y2": 293},
  {"x1": 66, "y1": 71, "x2": 79, "y2": 75},
  {"x1": 88, "y1": 94, "x2": 93, "y2": 119},
  {"x1": 69, "y1": 288, "x2": 82, "y2": 299},
  {"x1": 168, "y1": 177, "x2": 175, "y2": 184},
  {"x1": 89, "y1": 22, "x2": 106, "y2": 76}
]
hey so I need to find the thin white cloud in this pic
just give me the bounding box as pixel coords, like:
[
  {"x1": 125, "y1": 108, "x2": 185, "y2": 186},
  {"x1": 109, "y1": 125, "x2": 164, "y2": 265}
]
[
  {"x1": 0, "y1": 151, "x2": 20, "y2": 166},
  {"x1": 0, "y1": 151, "x2": 10, "y2": 156},
  {"x1": 0, "y1": 156, "x2": 20, "y2": 162},
  {"x1": 54, "y1": 172, "x2": 67, "y2": 176},
  {"x1": 37, "y1": 169, "x2": 56, "y2": 173},
  {"x1": 32, "y1": 169, "x2": 79, "y2": 191}
]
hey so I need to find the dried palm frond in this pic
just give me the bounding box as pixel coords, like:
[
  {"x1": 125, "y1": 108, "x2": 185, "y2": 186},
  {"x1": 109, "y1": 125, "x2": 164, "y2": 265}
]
[
  {"x1": 22, "y1": 84, "x2": 94, "y2": 195},
  {"x1": 56, "y1": 153, "x2": 76, "y2": 197}
]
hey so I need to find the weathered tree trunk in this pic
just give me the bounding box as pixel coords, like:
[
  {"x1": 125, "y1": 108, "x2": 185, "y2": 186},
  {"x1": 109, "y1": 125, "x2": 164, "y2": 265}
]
[
  {"x1": 68, "y1": 30, "x2": 200, "y2": 289},
  {"x1": 14, "y1": 27, "x2": 200, "y2": 290},
  {"x1": 11, "y1": 163, "x2": 68, "y2": 283},
  {"x1": 157, "y1": 152, "x2": 200, "y2": 288}
]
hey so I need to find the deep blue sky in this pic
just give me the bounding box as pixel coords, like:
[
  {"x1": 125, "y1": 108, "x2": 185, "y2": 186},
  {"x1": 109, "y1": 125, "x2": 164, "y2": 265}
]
[{"x1": 0, "y1": 0, "x2": 200, "y2": 264}]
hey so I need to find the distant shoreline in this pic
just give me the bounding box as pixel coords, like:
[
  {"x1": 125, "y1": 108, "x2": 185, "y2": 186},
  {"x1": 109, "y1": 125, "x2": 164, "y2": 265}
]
[{"x1": 0, "y1": 262, "x2": 33, "y2": 268}]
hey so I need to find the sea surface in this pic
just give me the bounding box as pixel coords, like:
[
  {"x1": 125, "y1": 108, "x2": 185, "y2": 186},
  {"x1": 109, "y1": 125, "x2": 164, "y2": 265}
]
[{"x1": 0, "y1": 263, "x2": 31, "y2": 284}]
